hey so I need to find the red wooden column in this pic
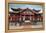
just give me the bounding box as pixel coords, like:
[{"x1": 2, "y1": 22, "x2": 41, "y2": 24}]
[
  {"x1": 30, "y1": 15, "x2": 31, "y2": 21},
  {"x1": 41, "y1": 16, "x2": 43, "y2": 21},
  {"x1": 38, "y1": 16, "x2": 40, "y2": 21},
  {"x1": 9, "y1": 15, "x2": 12, "y2": 22},
  {"x1": 12, "y1": 15, "x2": 17, "y2": 22},
  {"x1": 19, "y1": 14, "x2": 21, "y2": 21},
  {"x1": 33, "y1": 15, "x2": 34, "y2": 22},
  {"x1": 32, "y1": 15, "x2": 35, "y2": 21}
]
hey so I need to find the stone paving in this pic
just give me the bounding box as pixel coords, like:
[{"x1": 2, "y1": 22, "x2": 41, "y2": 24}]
[{"x1": 9, "y1": 22, "x2": 43, "y2": 29}]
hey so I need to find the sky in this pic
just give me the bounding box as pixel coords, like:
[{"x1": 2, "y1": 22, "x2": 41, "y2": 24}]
[{"x1": 9, "y1": 4, "x2": 43, "y2": 11}]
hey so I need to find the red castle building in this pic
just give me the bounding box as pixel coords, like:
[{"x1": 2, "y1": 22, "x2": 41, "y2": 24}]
[{"x1": 9, "y1": 8, "x2": 43, "y2": 25}]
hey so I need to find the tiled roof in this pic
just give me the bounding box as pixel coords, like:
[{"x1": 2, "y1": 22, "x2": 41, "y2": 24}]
[{"x1": 10, "y1": 8, "x2": 41, "y2": 14}]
